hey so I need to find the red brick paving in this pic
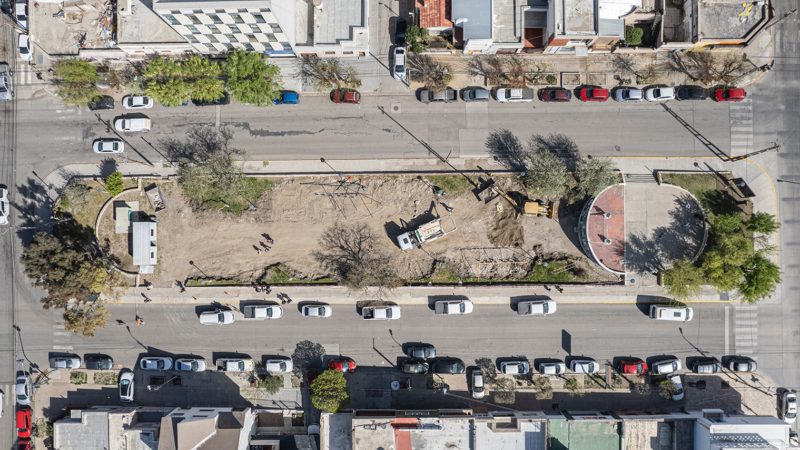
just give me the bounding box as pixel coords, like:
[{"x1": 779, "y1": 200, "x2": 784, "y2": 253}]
[{"x1": 587, "y1": 185, "x2": 625, "y2": 273}]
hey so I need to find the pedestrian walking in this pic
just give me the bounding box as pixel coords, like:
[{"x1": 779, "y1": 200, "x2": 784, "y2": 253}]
[
  {"x1": 555, "y1": 285, "x2": 564, "y2": 293},
  {"x1": 543, "y1": 285, "x2": 551, "y2": 291}
]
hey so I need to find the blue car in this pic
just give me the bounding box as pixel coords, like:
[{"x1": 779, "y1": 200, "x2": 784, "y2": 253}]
[{"x1": 274, "y1": 90, "x2": 300, "y2": 105}]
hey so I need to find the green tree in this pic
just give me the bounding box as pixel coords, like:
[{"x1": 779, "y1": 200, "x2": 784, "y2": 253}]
[
  {"x1": 663, "y1": 259, "x2": 704, "y2": 300},
  {"x1": 406, "y1": 26, "x2": 430, "y2": 53},
  {"x1": 310, "y1": 369, "x2": 349, "y2": 413},
  {"x1": 223, "y1": 50, "x2": 283, "y2": 106},
  {"x1": 258, "y1": 374, "x2": 284, "y2": 395},
  {"x1": 63, "y1": 302, "x2": 111, "y2": 337},
  {"x1": 746, "y1": 212, "x2": 780, "y2": 234},
  {"x1": 104, "y1": 171, "x2": 124, "y2": 197},
  {"x1": 701, "y1": 249, "x2": 745, "y2": 292},
  {"x1": 624, "y1": 26, "x2": 644, "y2": 46},
  {"x1": 657, "y1": 379, "x2": 678, "y2": 399},
  {"x1": 143, "y1": 56, "x2": 224, "y2": 106},
  {"x1": 53, "y1": 59, "x2": 100, "y2": 106},
  {"x1": 522, "y1": 150, "x2": 567, "y2": 199},
  {"x1": 709, "y1": 213, "x2": 744, "y2": 235},
  {"x1": 739, "y1": 253, "x2": 781, "y2": 303},
  {"x1": 573, "y1": 158, "x2": 618, "y2": 198}
]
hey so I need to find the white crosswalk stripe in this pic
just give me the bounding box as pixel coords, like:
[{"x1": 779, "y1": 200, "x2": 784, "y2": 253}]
[
  {"x1": 14, "y1": 64, "x2": 34, "y2": 86},
  {"x1": 733, "y1": 304, "x2": 758, "y2": 356},
  {"x1": 53, "y1": 322, "x2": 74, "y2": 353},
  {"x1": 729, "y1": 97, "x2": 753, "y2": 158}
]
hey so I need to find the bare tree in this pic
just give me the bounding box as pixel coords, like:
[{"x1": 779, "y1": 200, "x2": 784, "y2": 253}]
[
  {"x1": 468, "y1": 56, "x2": 505, "y2": 85},
  {"x1": 408, "y1": 54, "x2": 453, "y2": 90},
  {"x1": 298, "y1": 56, "x2": 362, "y2": 91},
  {"x1": 666, "y1": 51, "x2": 751, "y2": 85},
  {"x1": 528, "y1": 133, "x2": 580, "y2": 170},
  {"x1": 314, "y1": 223, "x2": 402, "y2": 290},
  {"x1": 504, "y1": 56, "x2": 529, "y2": 87}
]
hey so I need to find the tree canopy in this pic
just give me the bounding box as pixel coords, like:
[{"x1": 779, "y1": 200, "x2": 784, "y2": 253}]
[
  {"x1": 143, "y1": 56, "x2": 225, "y2": 106},
  {"x1": 663, "y1": 259, "x2": 703, "y2": 300},
  {"x1": 299, "y1": 56, "x2": 362, "y2": 91},
  {"x1": 53, "y1": 59, "x2": 100, "y2": 106},
  {"x1": 522, "y1": 150, "x2": 567, "y2": 199},
  {"x1": 573, "y1": 158, "x2": 618, "y2": 199},
  {"x1": 223, "y1": 50, "x2": 283, "y2": 106},
  {"x1": 63, "y1": 302, "x2": 111, "y2": 337},
  {"x1": 310, "y1": 369, "x2": 349, "y2": 413}
]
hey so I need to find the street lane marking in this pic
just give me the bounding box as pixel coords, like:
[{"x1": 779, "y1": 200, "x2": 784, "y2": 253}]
[
  {"x1": 724, "y1": 305, "x2": 730, "y2": 354},
  {"x1": 52, "y1": 345, "x2": 73, "y2": 351}
]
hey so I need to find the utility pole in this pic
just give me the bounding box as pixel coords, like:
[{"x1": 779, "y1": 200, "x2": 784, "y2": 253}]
[{"x1": 728, "y1": 142, "x2": 781, "y2": 162}]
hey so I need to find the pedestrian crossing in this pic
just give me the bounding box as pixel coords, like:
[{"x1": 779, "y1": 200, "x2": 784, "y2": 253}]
[
  {"x1": 13, "y1": 63, "x2": 37, "y2": 86},
  {"x1": 734, "y1": 304, "x2": 758, "y2": 356},
  {"x1": 729, "y1": 97, "x2": 753, "y2": 158},
  {"x1": 52, "y1": 322, "x2": 73, "y2": 352}
]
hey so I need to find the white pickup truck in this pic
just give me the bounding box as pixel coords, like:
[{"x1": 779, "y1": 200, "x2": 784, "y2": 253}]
[
  {"x1": 434, "y1": 299, "x2": 474, "y2": 315},
  {"x1": 494, "y1": 87, "x2": 534, "y2": 103},
  {"x1": 242, "y1": 304, "x2": 283, "y2": 320},
  {"x1": 362, "y1": 305, "x2": 401, "y2": 320}
]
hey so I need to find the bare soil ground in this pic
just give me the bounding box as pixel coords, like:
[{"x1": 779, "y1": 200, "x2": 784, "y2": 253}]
[{"x1": 103, "y1": 176, "x2": 617, "y2": 286}]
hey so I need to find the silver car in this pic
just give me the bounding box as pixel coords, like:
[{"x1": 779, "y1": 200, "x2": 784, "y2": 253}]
[
  {"x1": 264, "y1": 357, "x2": 293, "y2": 374},
  {"x1": 114, "y1": 116, "x2": 151, "y2": 132},
  {"x1": 199, "y1": 309, "x2": 235, "y2": 325},
  {"x1": 500, "y1": 360, "x2": 530, "y2": 375},
  {"x1": 0, "y1": 64, "x2": 12, "y2": 101},
  {"x1": 644, "y1": 86, "x2": 675, "y2": 102},
  {"x1": 517, "y1": 299, "x2": 557, "y2": 316},
  {"x1": 470, "y1": 369, "x2": 485, "y2": 399},
  {"x1": 175, "y1": 358, "x2": 207, "y2": 372},
  {"x1": 119, "y1": 370, "x2": 134, "y2": 402},
  {"x1": 123, "y1": 95, "x2": 154, "y2": 109},
  {"x1": 392, "y1": 47, "x2": 406, "y2": 82},
  {"x1": 15, "y1": 371, "x2": 31, "y2": 406},
  {"x1": 569, "y1": 358, "x2": 600, "y2": 374},
  {"x1": 537, "y1": 361, "x2": 566, "y2": 376},
  {"x1": 302, "y1": 304, "x2": 332, "y2": 318},
  {"x1": 613, "y1": 87, "x2": 643, "y2": 102},
  {"x1": 139, "y1": 356, "x2": 173, "y2": 371},
  {"x1": 49, "y1": 355, "x2": 81, "y2": 369},
  {"x1": 0, "y1": 187, "x2": 9, "y2": 226},
  {"x1": 92, "y1": 138, "x2": 125, "y2": 154}
]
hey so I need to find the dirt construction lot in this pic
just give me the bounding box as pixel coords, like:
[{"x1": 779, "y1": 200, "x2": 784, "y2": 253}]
[{"x1": 114, "y1": 175, "x2": 617, "y2": 286}]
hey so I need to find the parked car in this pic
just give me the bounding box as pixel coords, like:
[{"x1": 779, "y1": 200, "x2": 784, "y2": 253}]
[
  {"x1": 264, "y1": 357, "x2": 294, "y2": 374},
  {"x1": 199, "y1": 309, "x2": 235, "y2": 325},
  {"x1": 727, "y1": 355, "x2": 757, "y2": 372},
  {"x1": 649, "y1": 305, "x2": 694, "y2": 322},
  {"x1": 616, "y1": 357, "x2": 648, "y2": 375},
  {"x1": 781, "y1": 391, "x2": 797, "y2": 424},
  {"x1": 644, "y1": 86, "x2": 675, "y2": 102},
  {"x1": 17, "y1": 440, "x2": 32, "y2": 450},
  {"x1": 675, "y1": 85, "x2": 708, "y2": 100},
  {"x1": 0, "y1": 389, "x2": 4, "y2": 417},
  {"x1": 517, "y1": 299, "x2": 556, "y2": 316},
  {"x1": 0, "y1": 63, "x2": 13, "y2": 101},
  {"x1": 123, "y1": 95, "x2": 154, "y2": 109},
  {"x1": 569, "y1": 358, "x2": 600, "y2": 374},
  {"x1": 405, "y1": 344, "x2": 436, "y2": 360},
  {"x1": 613, "y1": 87, "x2": 643, "y2": 102},
  {"x1": 651, "y1": 358, "x2": 682, "y2": 375},
  {"x1": 690, "y1": 358, "x2": 721, "y2": 374},
  {"x1": 713, "y1": 86, "x2": 746, "y2": 102},
  {"x1": 0, "y1": 187, "x2": 9, "y2": 225},
  {"x1": 302, "y1": 304, "x2": 332, "y2": 317},
  {"x1": 274, "y1": 90, "x2": 300, "y2": 105},
  {"x1": 15, "y1": 371, "x2": 31, "y2": 406},
  {"x1": 92, "y1": 138, "x2": 124, "y2": 154},
  {"x1": 175, "y1": 357, "x2": 206, "y2": 372},
  {"x1": 119, "y1": 370, "x2": 134, "y2": 402},
  {"x1": 88, "y1": 95, "x2": 114, "y2": 110},
  {"x1": 419, "y1": 87, "x2": 457, "y2": 103},
  {"x1": 462, "y1": 87, "x2": 490, "y2": 102},
  {"x1": 16, "y1": 407, "x2": 32, "y2": 439},
  {"x1": 217, "y1": 358, "x2": 254, "y2": 372},
  {"x1": 432, "y1": 358, "x2": 466, "y2": 374},
  {"x1": 242, "y1": 304, "x2": 282, "y2": 319},
  {"x1": 392, "y1": 47, "x2": 406, "y2": 82},
  {"x1": 401, "y1": 359, "x2": 429, "y2": 374},
  {"x1": 494, "y1": 87, "x2": 534, "y2": 103},
  {"x1": 538, "y1": 87, "x2": 572, "y2": 102},
  {"x1": 49, "y1": 355, "x2": 81, "y2": 369},
  {"x1": 192, "y1": 93, "x2": 230, "y2": 106},
  {"x1": 393, "y1": 17, "x2": 407, "y2": 45},
  {"x1": 84, "y1": 354, "x2": 113, "y2": 370},
  {"x1": 667, "y1": 375, "x2": 685, "y2": 401},
  {"x1": 328, "y1": 357, "x2": 357, "y2": 373},
  {"x1": 114, "y1": 116, "x2": 151, "y2": 132},
  {"x1": 537, "y1": 361, "x2": 566, "y2": 376},
  {"x1": 15, "y1": 2, "x2": 28, "y2": 29},
  {"x1": 330, "y1": 88, "x2": 361, "y2": 104},
  {"x1": 500, "y1": 360, "x2": 530, "y2": 375},
  {"x1": 578, "y1": 86, "x2": 609, "y2": 102},
  {"x1": 139, "y1": 356, "x2": 173, "y2": 371},
  {"x1": 362, "y1": 305, "x2": 401, "y2": 320},
  {"x1": 18, "y1": 33, "x2": 31, "y2": 62},
  {"x1": 470, "y1": 369, "x2": 485, "y2": 399},
  {"x1": 434, "y1": 299, "x2": 473, "y2": 315}
]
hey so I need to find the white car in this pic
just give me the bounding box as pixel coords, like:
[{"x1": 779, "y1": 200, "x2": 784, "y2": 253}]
[
  {"x1": 114, "y1": 116, "x2": 151, "y2": 132},
  {"x1": 0, "y1": 389, "x2": 4, "y2": 417},
  {"x1": 500, "y1": 360, "x2": 530, "y2": 375},
  {"x1": 15, "y1": 371, "x2": 31, "y2": 406},
  {"x1": 0, "y1": 63, "x2": 12, "y2": 101},
  {"x1": 613, "y1": 87, "x2": 643, "y2": 102},
  {"x1": 434, "y1": 299, "x2": 474, "y2": 315},
  {"x1": 362, "y1": 305, "x2": 401, "y2": 320},
  {"x1": 392, "y1": 47, "x2": 406, "y2": 82},
  {"x1": 302, "y1": 304, "x2": 332, "y2": 318},
  {"x1": 139, "y1": 356, "x2": 173, "y2": 371},
  {"x1": 781, "y1": 391, "x2": 798, "y2": 424},
  {"x1": 264, "y1": 357, "x2": 293, "y2": 374},
  {"x1": 92, "y1": 138, "x2": 124, "y2": 154},
  {"x1": 199, "y1": 309, "x2": 235, "y2": 325},
  {"x1": 217, "y1": 358, "x2": 254, "y2": 372},
  {"x1": 644, "y1": 86, "x2": 675, "y2": 102},
  {"x1": 651, "y1": 358, "x2": 682, "y2": 375},
  {"x1": 569, "y1": 358, "x2": 600, "y2": 374},
  {"x1": 119, "y1": 370, "x2": 134, "y2": 402},
  {"x1": 650, "y1": 305, "x2": 693, "y2": 322},
  {"x1": 123, "y1": 95, "x2": 154, "y2": 109},
  {"x1": 242, "y1": 305, "x2": 282, "y2": 319},
  {"x1": 0, "y1": 187, "x2": 9, "y2": 226},
  {"x1": 537, "y1": 361, "x2": 566, "y2": 376},
  {"x1": 15, "y1": 2, "x2": 27, "y2": 30},
  {"x1": 667, "y1": 375, "x2": 684, "y2": 401},
  {"x1": 470, "y1": 369, "x2": 485, "y2": 399},
  {"x1": 18, "y1": 33, "x2": 31, "y2": 62},
  {"x1": 175, "y1": 358, "x2": 206, "y2": 372},
  {"x1": 517, "y1": 299, "x2": 556, "y2": 316}
]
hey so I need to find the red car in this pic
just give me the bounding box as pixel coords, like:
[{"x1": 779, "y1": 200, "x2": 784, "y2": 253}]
[
  {"x1": 330, "y1": 88, "x2": 361, "y2": 104},
  {"x1": 328, "y1": 357, "x2": 357, "y2": 373},
  {"x1": 17, "y1": 440, "x2": 32, "y2": 450},
  {"x1": 616, "y1": 358, "x2": 648, "y2": 375},
  {"x1": 538, "y1": 87, "x2": 572, "y2": 102},
  {"x1": 713, "y1": 86, "x2": 746, "y2": 102},
  {"x1": 578, "y1": 86, "x2": 609, "y2": 102},
  {"x1": 16, "y1": 407, "x2": 32, "y2": 439}
]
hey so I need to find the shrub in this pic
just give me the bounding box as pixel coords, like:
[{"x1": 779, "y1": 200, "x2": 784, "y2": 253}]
[
  {"x1": 258, "y1": 374, "x2": 284, "y2": 395},
  {"x1": 70, "y1": 371, "x2": 88, "y2": 384},
  {"x1": 104, "y1": 171, "x2": 124, "y2": 197},
  {"x1": 625, "y1": 27, "x2": 644, "y2": 46}
]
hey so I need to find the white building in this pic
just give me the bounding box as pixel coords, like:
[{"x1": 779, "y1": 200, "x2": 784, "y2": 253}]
[{"x1": 132, "y1": 220, "x2": 157, "y2": 274}]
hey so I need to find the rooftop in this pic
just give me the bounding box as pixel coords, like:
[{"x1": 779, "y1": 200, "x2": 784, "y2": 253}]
[
  {"x1": 33, "y1": 0, "x2": 117, "y2": 55},
  {"x1": 698, "y1": 0, "x2": 766, "y2": 40},
  {"x1": 117, "y1": 0, "x2": 186, "y2": 46},
  {"x1": 451, "y1": 0, "x2": 492, "y2": 40},
  {"x1": 549, "y1": 418, "x2": 622, "y2": 450},
  {"x1": 417, "y1": 0, "x2": 453, "y2": 29},
  {"x1": 474, "y1": 416, "x2": 547, "y2": 449},
  {"x1": 312, "y1": 0, "x2": 365, "y2": 45},
  {"x1": 562, "y1": 0, "x2": 596, "y2": 34},
  {"x1": 493, "y1": 0, "x2": 518, "y2": 42}
]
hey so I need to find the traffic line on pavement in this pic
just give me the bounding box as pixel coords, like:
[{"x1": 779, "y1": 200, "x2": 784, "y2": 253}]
[
  {"x1": 729, "y1": 97, "x2": 753, "y2": 158},
  {"x1": 733, "y1": 304, "x2": 758, "y2": 355}
]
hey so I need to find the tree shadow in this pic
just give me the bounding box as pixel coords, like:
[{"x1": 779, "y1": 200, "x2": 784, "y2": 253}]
[
  {"x1": 291, "y1": 340, "x2": 326, "y2": 373},
  {"x1": 485, "y1": 128, "x2": 526, "y2": 172},
  {"x1": 98, "y1": 158, "x2": 118, "y2": 179},
  {"x1": 15, "y1": 177, "x2": 58, "y2": 244}
]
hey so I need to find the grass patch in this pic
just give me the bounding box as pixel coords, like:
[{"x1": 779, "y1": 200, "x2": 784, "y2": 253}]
[
  {"x1": 58, "y1": 179, "x2": 138, "y2": 227},
  {"x1": 425, "y1": 175, "x2": 474, "y2": 195},
  {"x1": 660, "y1": 173, "x2": 748, "y2": 216},
  {"x1": 257, "y1": 263, "x2": 336, "y2": 285},
  {"x1": 93, "y1": 372, "x2": 119, "y2": 385},
  {"x1": 524, "y1": 261, "x2": 576, "y2": 283},
  {"x1": 418, "y1": 260, "x2": 581, "y2": 285},
  {"x1": 190, "y1": 177, "x2": 274, "y2": 215},
  {"x1": 185, "y1": 277, "x2": 244, "y2": 287},
  {"x1": 258, "y1": 374, "x2": 284, "y2": 394},
  {"x1": 70, "y1": 371, "x2": 88, "y2": 385}
]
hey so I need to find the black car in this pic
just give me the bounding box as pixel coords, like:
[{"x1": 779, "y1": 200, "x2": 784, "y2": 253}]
[
  {"x1": 432, "y1": 357, "x2": 465, "y2": 374},
  {"x1": 88, "y1": 95, "x2": 114, "y2": 110},
  {"x1": 393, "y1": 17, "x2": 407, "y2": 45},
  {"x1": 675, "y1": 85, "x2": 708, "y2": 101},
  {"x1": 401, "y1": 359, "x2": 430, "y2": 374},
  {"x1": 405, "y1": 344, "x2": 436, "y2": 360},
  {"x1": 84, "y1": 354, "x2": 114, "y2": 370},
  {"x1": 192, "y1": 92, "x2": 231, "y2": 106}
]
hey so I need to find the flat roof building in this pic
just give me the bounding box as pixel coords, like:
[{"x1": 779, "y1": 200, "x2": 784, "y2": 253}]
[{"x1": 132, "y1": 220, "x2": 157, "y2": 274}]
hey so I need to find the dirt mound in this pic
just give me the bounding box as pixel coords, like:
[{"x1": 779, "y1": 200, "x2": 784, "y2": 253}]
[{"x1": 488, "y1": 209, "x2": 524, "y2": 247}]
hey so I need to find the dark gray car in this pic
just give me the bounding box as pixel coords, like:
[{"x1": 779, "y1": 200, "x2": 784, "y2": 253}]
[
  {"x1": 463, "y1": 87, "x2": 490, "y2": 102},
  {"x1": 401, "y1": 359, "x2": 430, "y2": 374},
  {"x1": 405, "y1": 344, "x2": 436, "y2": 360},
  {"x1": 432, "y1": 357, "x2": 465, "y2": 374},
  {"x1": 84, "y1": 354, "x2": 114, "y2": 370}
]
